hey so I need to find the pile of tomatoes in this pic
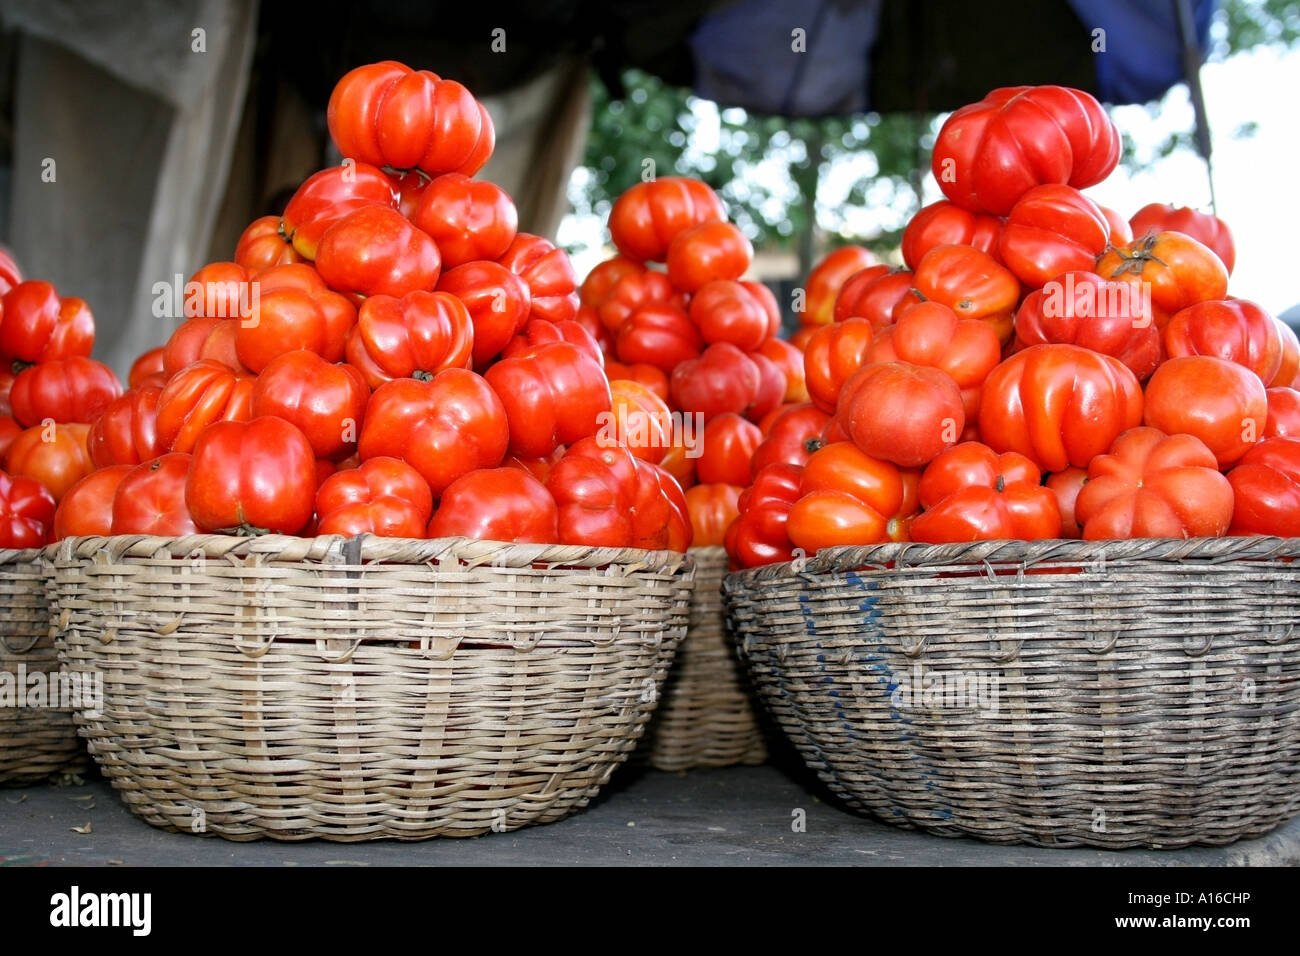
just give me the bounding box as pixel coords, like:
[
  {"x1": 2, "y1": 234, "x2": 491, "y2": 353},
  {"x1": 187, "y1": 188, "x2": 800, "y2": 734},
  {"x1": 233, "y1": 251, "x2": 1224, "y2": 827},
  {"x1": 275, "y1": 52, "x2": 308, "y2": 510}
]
[{"x1": 728, "y1": 84, "x2": 1300, "y2": 568}]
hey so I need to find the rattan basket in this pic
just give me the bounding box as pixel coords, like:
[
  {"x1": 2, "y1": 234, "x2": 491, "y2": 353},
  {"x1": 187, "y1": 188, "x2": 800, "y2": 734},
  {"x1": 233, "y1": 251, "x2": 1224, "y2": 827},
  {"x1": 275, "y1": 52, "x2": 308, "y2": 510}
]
[
  {"x1": 644, "y1": 547, "x2": 766, "y2": 771},
  {"x1": 1, "y1": 548, "x2": 88, "y2": 784},
  {"x1": 50, "y1": 533, "x2": 693, "y2": 841},
  {"x1": 724, "y1": 536, "x2": 1300, "y2": 849}
]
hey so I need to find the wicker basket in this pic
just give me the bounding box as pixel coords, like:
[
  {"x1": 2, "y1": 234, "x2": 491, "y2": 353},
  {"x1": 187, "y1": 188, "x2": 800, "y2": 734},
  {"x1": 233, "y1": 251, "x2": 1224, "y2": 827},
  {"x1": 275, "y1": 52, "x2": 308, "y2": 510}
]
[
  {"x1": 644, "y1": 547, "x2": 766, "y2": 771},
  {"x1": 50, "y1": 533, "x2": 693, "y2": 841},
  {"x1": 724, "y1": 536, "x2": 1300, "y2": 849},
  {"x1": 0, "y1": 548, "x2": 88, "y2": 784}
]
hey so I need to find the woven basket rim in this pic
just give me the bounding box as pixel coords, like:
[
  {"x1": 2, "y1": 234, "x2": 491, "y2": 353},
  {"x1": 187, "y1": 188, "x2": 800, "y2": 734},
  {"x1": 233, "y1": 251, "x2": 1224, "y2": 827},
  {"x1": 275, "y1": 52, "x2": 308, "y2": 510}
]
[
  {"x1": 0, "y1": 547, "x2": 45, "y2": 565},
  {"x1": 725, "y1": 534, "x2": 1300, "y2": 588}
]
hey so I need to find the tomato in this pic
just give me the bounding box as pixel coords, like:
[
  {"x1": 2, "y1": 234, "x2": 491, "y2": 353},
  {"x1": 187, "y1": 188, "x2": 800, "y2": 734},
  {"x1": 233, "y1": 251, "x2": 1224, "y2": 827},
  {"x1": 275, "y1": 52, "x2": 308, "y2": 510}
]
[
  {"x1": 753, "y1": 339, "x2": 804, "y2": 405},
  {"x1": 358, "y1": 369, "x2": 508, "y2": 497},
  {"x1": 0, "y1": 247, "x2": 21, "y2": 296},
  {"x1": 608, "y1": 177, "x2": 726, "y2": 263},
  {"x1": 689, "y1": 279, "x2": 775, "y2": 351},
  {"x1": 427, "y1": 467, "x2": 558, "y2": 543},
  {"x1": 0, "y1": 281, "x2": 94, "y2": 363},
  {"x1": 605, "y1": 360, "x2": 669, "y2": 402},
  {"x1": 659, "y1": 434, "x2": 697, "y2": 491},
  {"x1": 750, "y1": 403, "x2": 831, "y2": 476},
  {"x1": 617, "y1": 303, "x2": 702, "y2": 373},
  {"x1": 5, "y1": 422, "x2": 92, "y2": 501},
  {"x1": 497, "y1": 233, "x2": 579, "y2": 324},
  {"x1": 436, "y1": 260, "x2": 531, "y2": 367},
  {"x1": 788, "y1": 442, "x2": 906, "y2": 554},
  {"x1": 1227, "y1": 437, "x2": 1300, "y2": 537},
  {"x1": 606, "y1": 378, "x2": 673, "y2": 463},
  {"x1": 1265, "y1": 387, "x2": 1300, "y2": 439},
  {"x1": 580, "y1": 256, "x2": 643, "y2": 308},
  {"x1": 236, "y1": 263, "x2": 357, "y2": 372},
  {"x1": 111, "y1": 453, "x2": 197, "y2": 535},
  {"x1": 316, "y1": 456, "x2": 432, "y2": 538},
  {"x1": 9, "y1": 357, "x2": 122, "y2": 427},
  {"x1": 837, "y1": 362, "x2": 965, "y2": 469},
  {"x1": 0, "y1": 417, "x2": 19, "y2": 462},
  {"x1": 1163, "y1": 299, "x2": 1283, "y2": 385},
  {"x1": 88, "y1": 386, "x2": 162, "y2": 467},
  {"x1": 1129, "y1": 203, "x2": 1235, "y2": 274},
  {"x1": 0, "y1": 470, "x2": 55, "y2": 547},
  {"x1": 932, "y1": 85, "x2": 1120, "y2": 215},
  {"x1": 345, "y1": 290, "x2": 473, "y2": 388},
  {"x1": 1096, "y1": 232, "x2": 1228, "y2": 322},
  {"x1": 685, "y1": 483, "x2": 741, "y2": 547},
  {"x1": 1096, "y1": 204, "x2": 1133, "y2": 246},
  {"x1": 597, "y1": 268, "x2": 681, "y2": 333},
  {"x1": 501, "y1": 318, "x2": 603, "y2": 367},
  {"x1": 235, "y1": 215, "x2": 302, "y2": 275},
  {"x1": 901, "y1": 201, "x2": 1001, "y2": 270},
  {"x1": 833, "y1": 265, "x2": 914, "y2": 329},
  {"x1": 573, "y1": 304, "x2": 614, "y2": 356},
  {"x1": 186, "y1": 416, "x2": 316, "y2": 534},
  {"x1": 1143, "y1": 355, "x2": 1267, "y2": 467},
  {"x1": 281, "y1": 163, "x2": 397, "y2": 261},
  {"x1": 670, "y1": 342, "x2": 760, "y2": 422},
  {"x1": 1014, "y1": 271, "x2": 1161, "y2": 380},
  {"x1": 696, "y1": 413, "x2": 761, "y2": 486},
  {"x1": 484, "y1": 341, "x2": 610, "y2": 459},
  {"x1": 640, "y1": 458, "x2": 692, "y2": 552},
  {"x1": 162, "y1": 316, "x2": 246, "y2": 376},
  {"x1": 315, "y1": 206, "x2": 441, "y2": 300},
  {"x1": 181, "y1": 262, "x2": 255, "y2": 319},
  {"x1": 1274, "y1": 320, "x2": 1300, "y2": 388},
  {"x1": 326, "y1": 60, "x2": 494, "y2": 178},
  {"x1": 997, "y1": 185, "x2": 1110, "y2": 288},
  {"x1": 251, "y1": 351, "x2": 368, "y2": 460},
  {"x1": 53, "y1": 465, "x2": 131, "y2": 539},
  {"x1": 503, "y1": 448, "x2": 564, "y2": 485},
  {"x1": 129, "y1": 347, "x2": 167, "y2": 389},
  {"x1": 911, "y1": 245, "x2": 1020, "y2": 341},
  {"x1": 745, "y1": 350, "x2": 787, "y2": 423},
  {"x1": 800, "y1": 245, "x2": 876, "y2": 326},
  {"x1": 803, "y1": 317, "x2": 875, "y2": 413},
  {"x1": 408, "y1": 175, "x2": 515, "y2": 269},
  {"x1": 726, "y1": 462, "x2": 802, "y2": 568},
  {"x1": 911, "y1": 442, "x2": 1060, "y2": 543},
  {"x1": 1074, "y1": 427, "x2": 1232, "y2": 539},
  {"x1": 1047, "y1": 466, "x2": 1089, "y2": 538},
  {"x1": 666, "y1": 221, "x2": 752, "y2": 293},
  {"x1": 156, "y1": 360, "x2": 255, "y2": 454}
]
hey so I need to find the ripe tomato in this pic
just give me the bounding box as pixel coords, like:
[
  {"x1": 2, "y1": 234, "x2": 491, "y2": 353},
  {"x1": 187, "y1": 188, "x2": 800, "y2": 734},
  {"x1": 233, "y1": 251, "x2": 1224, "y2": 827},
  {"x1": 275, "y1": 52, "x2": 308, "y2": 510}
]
[
  {"x1": 911, "y1": 245, "x2": 1020, "y2": 341},
  {"x1": 837, "y1": 362, "x2": 965, "y2": 468},
  {"x1": 901, "y1": 201, "x2": 1001, "y2": 270},
  {"x1": 1096, "y1": 204, "x2": 1133, "y2": 246},
  {"x1": 604, "y1": 360, "x2": 670, "y2": 402},
  {"x1": 685, "y1": 482, "x2": 741, "y2": 547},
  {"x1": 251, "y1": 351, "x2": 368, "y2": 460},
  {"x1": 617, "y1": 303, "x2": 702, "y2": 373},
  {"x1": 803, "y1": 317, "x2": 875, "y2": 413},
  {"x1": 1163, "y1": 299, "x2": 1283, "y2": 385},
  {"x1": 156, "y1": 360, "x2": 255, "y2": 453},
  {"x1": 9, "y1": 357, "x2": 122, "y2": 427},
  {"x1": 436, "y1": 260, "x2": 531, "y2": 367},
  {"x1": 696, "y1": 413, "x2": 762, "y2": 486},
  {"x1": 315, "y1": 205, "x2": 441, "y2": 300},
  {"x1": 1014, "y1": 271, "x2": 1161, "y2": 380},
  {"x1": 186, "y1": 416, "x2": 316, "y2": 534},
  {"x1": 181, "y1": 262, "x2": 254, "y2": 319},
  {"x1": 597, "y1": 268, "x2": 681, "y2": 333},
  {"x1": 1047, "y1": 466, "x2": 1089, "y2": 538},
  {"x1": 670, "y1": 342, "x2": 761, "y2": 422},
  {"x1": 758, "y1": 337, "x2": 808, "y2": 404},
  {"x1": 1144, "y1": 355, "x2": 1267, "y2": 467},
  {"x1": 111, "y1": 453, "x2": 197, "y2": 535},
  {"x1": 0, "y1": 281, "x2": 94, "y2": 363},
  {"x1": 608, "y1": 177, "x2": 726, "y2": 263},
  {"x1": 1227, "y1": 437, "x2": 1300, "y2": 537},
  {"x1": 788, "y1": 442, "x2": 907, "y2": 553},
  {"x1": 5, "y1": 422, "x2": 92, "y2": 501},
  {"x1": 1096, "y1": 231, "x2": 1228, "y2": 322},
  {"x1": 750, "y1": 403, "x2": 831, "y2": 476},
  {"x1": 345, "y1": 290, "x2": 473, "y2": 388},
  {"x1": 997, "y1": 185, "x2": 1110, "y2": 288},
  {"x1": 497, "y1": 233, "x2": 579, "y2": 324},
  {"x1": 833, "y1": 265, "x2": 914, "y2": 329},
  {"x1": 606, "y1": 378, "x2": 673, "y2": 463},
  {"x1": 358, "y1": 369, "x2": 509, "y2": 497},
  {"x1": 501, "y1": 318, "x2": 604, "y2": 366},
  {"x1": 129, "y1": 347, "x2": 167, "y2": 388},
  {"x1": 0, "y1": 417, "x2": 19, "y2": 462},
  {"x1": 931, "y1": 85, "x2": 1120, "y2": 215},
  {"x1": 0, "y1": 470, "x2": 56, "y2": 547},
  {"x1": 689, "y1": 279, "x2": 776, "y2": 351},
  {"x1": 580, "y1": 256, "x2": 643, "y2": 308},
  {"x1": 235, "y1": 215, "x2": 302, "y2": 274},
  {"x1": 979, "y1": 344, "x2": 1143, "y2": 472},
  {"x1": 911, "y1": 442, "x2": 1061, "y2": 543},
  {"x1": 53, "y1": 465, "x2": 131, "y2": 539},
  {"x1": 316, "y1": 456, "x2": 432, "y2": 538},
  {"x1": 573, "y1": 304, "x2": 614, "y2": 355},
  {"x1": 800, "y1": 245, "x2": 876, "y2": 326},
  {"x1": 1265, "y1": 387, "x2": 1300, "y2": 439},
  {"x1": 484, "y1": 341, "x2": 611, "y2": 459},
  {"x1": 279, "y1": 162, "x2": 397, "y2": 261},
  {"x1": 409, "y1": 173, "x2": 517, "y2": 269},
  {"x1": 236, "y1": 263, "x2": 357, "y2": 372},
  {"x1": 1129, "y1": 203, "x2": 1235, "y2": 274},
  {"x1": 327, "y1": 60, "x2": 494, "y2": 178},
  {"x1": 1274, "y1": 320, "x2": 1300, "y2": 388},
  {"x1": 726, "y1": 462, "x2": 802, "y2": 568},
  {"x1": 88, "y1": 386, "x2": 163, "y2": 467},
  {"x1": 666, "y1": 221, "x2": 752, "y2": 293},
  {"x1": 427, "y1": 467, "x2": 558, "y2": 543},
  {"x1": 163, "y1": 316, "x2": 246, "y2": 376},
  {"x1": 658, "y1": 432, "x2": 698, "y2": 491},
  {"x1": 1075, "y1": 427, "x2": 1232, "y2": 539}
]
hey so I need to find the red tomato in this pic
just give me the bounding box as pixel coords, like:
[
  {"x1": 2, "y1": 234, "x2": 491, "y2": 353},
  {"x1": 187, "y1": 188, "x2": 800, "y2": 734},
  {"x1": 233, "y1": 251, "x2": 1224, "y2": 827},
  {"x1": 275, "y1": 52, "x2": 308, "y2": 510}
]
[
  {"x1": 316, "y1": 456, "x2": 432, "y2": 538},
  {"x1": 670, "y1": 342, "x2": 762, "y2": 422},
  {"x1": 837, "y1": 362, "x2": 965, "y2": 468},
  {"x1": 162, "y1": 316, "x2": 246, "y2": 376},
  {"x1": 911, "y1": 442, "x2": 1061, "y2": 543},
  {"x1": 9, "y1": 357, "x2": 122, "y2": 427},
  {"x1": 608, "y1": 177, "x2": 726, "y2": 263},
  {"x1": 758, "y1": 337, "x2": 808, "y2": 404},
  {"x1": 358, "y1": 369, "x2": 509, "y2": 497},
  {"x1": 745, "y1": 350, "x2": 787, "y2": 423},
  {"x1": 409, "y1": 173, "x2": 518, "y2": 269},
  {"x1": 315, "y1": 206, "x2": 441, "y2": 300},
  {"x1": 689, "y1": 279, "x2": 775, "y2": 351},
  {"x1": 235, "y1": 215, "x2": 303, "y2": 275},
  {"x1": 1227, "y1": 437, "x2": 1300, "y2": 536},
  {"x1": 1129, "y1": 203, "x2": 1235, "y2": 274},
  {"x1": 726, "y1": 462, "x2": 803, "y2": 568},
  {"x1": 436, "y1": 260, "x2": 531, "y2": 367},
  {"x1": 1096, "y1": 232, "x2": 1228, "y2": 322},
  {"x1": 617, "y1": 303, "x2": 702, "y2": 373},
  {"x1": 1047, "y1": 466, "x2": 1089, "y2": 538},
  {"x1": 573, "y1": 304, "x2": 614, "y2": 356},
  {"x1": 604, "y1": 360, "x2": 670, "y2": 402},
  {"x1": 497, "y1": 233, "x2": 579, "y2": 324},
  {"x1": 800, "y1": 246, "x2": 876, "y2": 326},
  {"x1": 597, "y1": 268, "x2": 681, "y2": 333},
  {"x1": 658, "y1": 435, "x2": 697, "y2": 491},
  {"x1": 1274, "y1": 320, "x2": 1300, "y2": 388},
  {"x1": 251, "y1": 351, "x2": 368, "y2": 460},
  {"x1": 484, "y1": 341, "x2": 611, "y2": 459},
  {"x1": 1075, "y1": 427, "x2": 1232, "y2": 539},
  {"x1": 1144, "y1": 355, "x2": 1267, "y2": 467},
  {"x1": 0, "y1": 470, "x2": 56, "y2": 547},
  {"x1": 803, "y1": 317, "x2": 875, "y2": 413},
  {"x1": 696, "y1": 413, "x2": 762, "y2": 486},
  {"x1": 181, "y1": 262, "x2": 255, "y2": 319},
  {"x1": 53, "y1": 465, "x2": 131, "y2": 539},
  {"x1": 5, "y1": 422, "x2": 92, "y2": 501},
  {"x1": 901, "y1": 201, "x2": 1001, "y2": 270},
  {"x1": 427, "y1": 467, "x2": 558, "y2": 543},
  {"x1": 111, "y1": 453, "x2": 198, "y2": 535},
  {"x1": 932, "y1": 85, "x2": 1120, "y2": 215},
  {"x1": 503, "y1": 448, "x2": 565, "y2": 487},
  {"x1": 186, "y1": 416, "x2": 316, "y2": 534},
  {"x1": 580, "y1": 256, "x2": 643, "y2": 308},
  {"x1": 1163, "y1": 299, "x2": 1283, "y2": 385},
  {"x1": 1265, "y1": 387, "x2": 1300, "y2": 439},
  {"x1": 501, "y1": 318, "x2": 604, "y2": 367},
  {"x1": 833, "y1": 265, "x2": 914, "y2": 329},
  {"x1": 156, "y1": 360, "x2": 255, "y2": 454},
  {"x1": 0, "y1": 281, "x2": 94, "y2": 363},
  {"x1": 129, "y1": 347, "x2": 167, "y2": 389},
  {"x1": 345, "y1": 290, "x2": 473, "y2": 388},
  {"x1": 0, "y1": 417, "x2": 19, "y2": 462},
  {"x1": 685, "y1": 483, "x2": 741, "y2": 547},
  {"x1": 997, "y1": 185, "x2": 1110, "y2": 288},
  {"x1": 606, "y1": 378, "x2": 674, "y2": 463},
  {"x1": 236, "y1": 263, "x2": 357, "y2": 373},
  {"x1": 88, "y1": 386, "x2": 163, "y2": 467},
  {"x1": 666, "y1": 221, "x2": 753, "y2": 293},
  {"x1": 750, "y1": 403, "x2": 831, "y2": 476},
  {"x1": 1096, "y1": 204, "x2": 1133, "y2": 246},
  {"x1": 280, "y1": 162, "x2": 397, "y2": 260},
  {"x1": 326, "y1": 60, "x2": 494, "y2": 178},
  {"x1": 979, "y1": 344, "x2": 1144, "y2": 472},
  {"x1": 788, "y1": 442, "x2": 907, "y2": 553},
  {"x1": 912, "y1": 245, "x2": 1020, "y2": 341}
]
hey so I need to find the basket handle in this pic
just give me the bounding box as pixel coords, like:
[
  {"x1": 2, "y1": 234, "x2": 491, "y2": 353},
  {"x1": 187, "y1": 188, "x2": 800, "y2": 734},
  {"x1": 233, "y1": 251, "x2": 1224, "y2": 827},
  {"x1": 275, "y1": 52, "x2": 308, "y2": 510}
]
[
  {"x1": 0, "y1": 630, "x2": 41, "y2": 654},
  {"x1": 416, "y1": 634, "x2": 463, "y2": 661},
  {"x1": 232, "y1": 632, "x2": 276, "y2": 658},
  {"x1": 315, "y1": 637, "x2": 363, "y2": 663}
]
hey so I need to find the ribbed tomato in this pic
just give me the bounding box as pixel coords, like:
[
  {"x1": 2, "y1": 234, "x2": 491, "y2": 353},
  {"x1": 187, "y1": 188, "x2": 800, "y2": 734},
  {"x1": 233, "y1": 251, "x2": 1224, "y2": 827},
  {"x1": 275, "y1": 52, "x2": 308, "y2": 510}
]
[
  {"x1": 410, "y1": 173, "x2": 518, "y2": 269},
  {"x1": 911, "y1": 442, "x2": 1061, "y2": 543},
  {"x1": 156, "y1": 359, "x2": 255, "y2": 454},
  {"x1": 236, "y1": 263, "x2": 357, "y2": 373},
  {"x1": 836, "y1": 362, "x2": 965, "y2": 469},
  {"x1": 1129, "y1": 203, "x2": 1235, "y2": 274},
  {"x1": 345, "y1": 290, "x2": 473, "y2": 388},
  {"x1": 800, "y1": 245, "x2": 876, "y2": 326},
  {"x1": 186, "y1": 416, "x2": 316, "y2": 535},
  {"x1": 608, "y1": 177, "x2": 726, "y2": 263},
  {"x1": 1227, "y1": 437, "x2": 1300, "y2": 537},
  {"x1": 53, "y1": 465, "x2": 131, "y2": 539},
  {"x1": 1163, "y1": 299, "x2": 1283, "y2": 385},
  {"x1": 111, "y1": 453, "x2": 197, "y2": 535},
  {"x1": 234, "y1": 215, "x2": 302, "y2": 275},
  {"x1": 497, "y1": 233, "x2": 579, "y2": 324},
  {"x1": 685, "y1": 482, "x2": 741, "y2": 547},
  {"x1": 428, "y1": 467, "x2": 558, "y2": 543},
  {"x1": 901, "y1": 201, "x2": 1001, "y2": 271},
  {"x1": 803, "y1": 317, "x2": 875, "y2": 413},
  {"x1": 9, "y1": 357, "x2": 122, "y2": 427},
  {"x1": 279, "y1": 162, "x2": 397, "y2": 261},
  {"x1": 1096, "y1": 231, "x2": 1228, "y2": 324},
  {"x1": 437, "y1": 260, "x2": 531, "y2": 368},
  {"x1": 88, "y1": 386, "x2": 163, "y2": 467},
  {"x1": 1143, "y1": 355, "x2": 1267, "y2": 468},
  {"x1": 316, "y1": 456, "x2": 432, "y2": 538},
  {"x1": 787, "y1": 442, "x2": 908, "y2": 553},
  {"x1": 483, "y1": 341, "x2": 611, "y2": 460},
  {"x1": 251, "y1": 350, "x2": 369, "y2": 460}
]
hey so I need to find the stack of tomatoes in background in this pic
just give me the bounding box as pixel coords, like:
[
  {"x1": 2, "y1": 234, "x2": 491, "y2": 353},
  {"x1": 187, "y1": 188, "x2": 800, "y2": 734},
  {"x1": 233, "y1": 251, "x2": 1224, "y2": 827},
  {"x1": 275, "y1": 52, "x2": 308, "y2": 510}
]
[{"x1": 728, "y1": 84, "x2": 1300, "y2": 569}]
